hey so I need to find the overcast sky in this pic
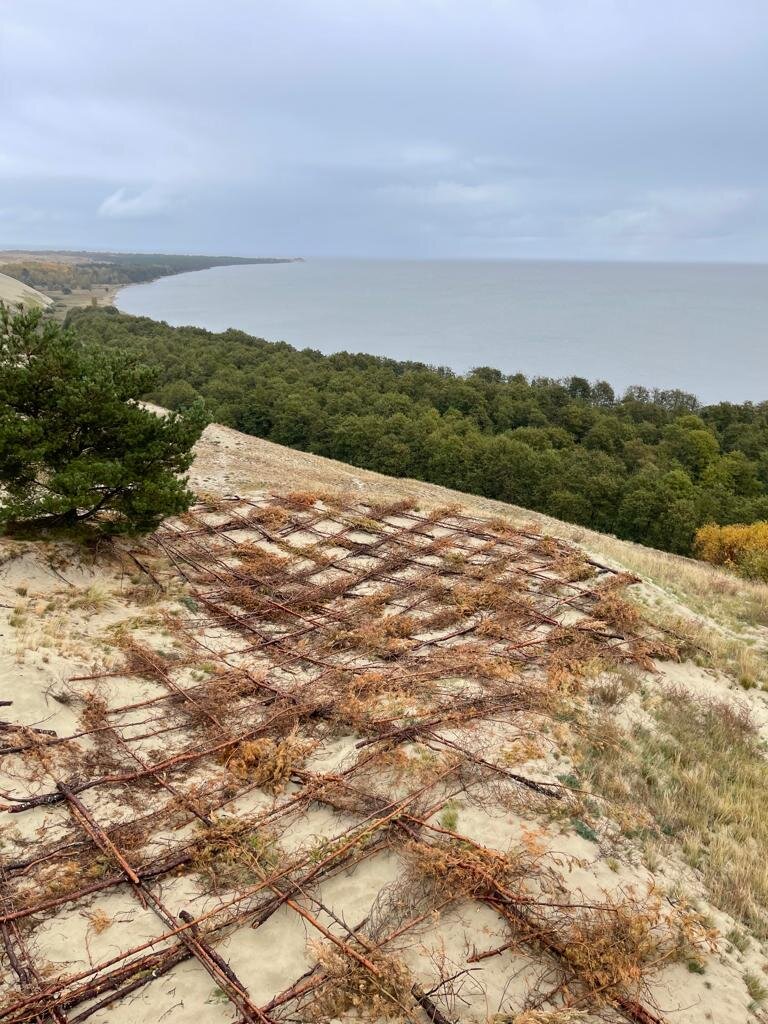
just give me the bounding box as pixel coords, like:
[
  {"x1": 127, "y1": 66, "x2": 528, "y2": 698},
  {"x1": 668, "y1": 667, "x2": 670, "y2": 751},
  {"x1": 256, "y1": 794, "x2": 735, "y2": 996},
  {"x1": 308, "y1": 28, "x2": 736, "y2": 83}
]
[{"x1": 2, "y1": 1, "x2": 768, "y2": 260}]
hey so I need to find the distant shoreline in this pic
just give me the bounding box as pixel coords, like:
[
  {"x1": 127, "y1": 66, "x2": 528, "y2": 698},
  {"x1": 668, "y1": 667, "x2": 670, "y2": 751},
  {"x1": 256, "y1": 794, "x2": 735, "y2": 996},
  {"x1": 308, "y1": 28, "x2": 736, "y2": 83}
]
[
  {"x1": 0, "y1": 250, "x2": 302, "y2": 320},
  {"x1": 112, "y1": 257, "x2": 768, "y2": 405}
]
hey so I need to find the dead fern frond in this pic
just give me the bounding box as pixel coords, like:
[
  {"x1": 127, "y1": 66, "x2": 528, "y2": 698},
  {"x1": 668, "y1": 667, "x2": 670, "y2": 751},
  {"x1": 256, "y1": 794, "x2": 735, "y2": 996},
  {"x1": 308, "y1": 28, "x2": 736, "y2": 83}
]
[
  {"x1": 501, "y1": 1012, "x2": 588, "y2": 1023},
  {"x1": 119, "y1": 638, "x2": 174, "y2": 682},
  {"x1": 282, "y1": 490, "x2": 321, "y2": 508},
  {"x1": 408, "y1": 839, "x2": 532, "y2": 902},
  {"x1": 591, "y1": 593, "x2": 641, "y2": 632},
  {"x1": 368, "y1": 498, "x2": 418, "y2": 517},
  {"x1": 246, "y1": 504, "x2": 290, "y2": 530},
  {"x1": 235, "y1": 542, "x2": 289, "y2": 577},
  {"x1": 84, "y1": 908, "x2": 113, "y2": 934}
]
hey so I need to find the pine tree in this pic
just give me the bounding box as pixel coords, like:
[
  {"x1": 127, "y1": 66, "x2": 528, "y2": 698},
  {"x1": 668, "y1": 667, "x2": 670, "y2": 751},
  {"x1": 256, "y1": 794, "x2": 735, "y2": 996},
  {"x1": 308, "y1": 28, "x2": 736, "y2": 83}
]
[{"x1": 0, "y1": 304, "x2": 207, "y2": 533}]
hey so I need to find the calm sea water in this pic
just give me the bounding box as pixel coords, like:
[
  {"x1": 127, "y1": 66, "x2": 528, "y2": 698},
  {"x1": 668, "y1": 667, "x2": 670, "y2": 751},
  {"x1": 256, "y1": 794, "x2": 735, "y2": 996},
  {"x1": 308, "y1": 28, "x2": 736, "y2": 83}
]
[{"x1": 116, "y1": 259, "x2": 768, "y2": 404}]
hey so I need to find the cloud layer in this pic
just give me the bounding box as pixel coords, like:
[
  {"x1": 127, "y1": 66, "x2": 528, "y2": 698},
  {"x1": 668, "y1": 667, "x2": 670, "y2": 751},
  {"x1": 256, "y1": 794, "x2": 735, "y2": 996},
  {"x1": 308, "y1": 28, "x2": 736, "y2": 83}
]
[{"x1": 2, "y1": 0, "x2": 767, "y2": 258}]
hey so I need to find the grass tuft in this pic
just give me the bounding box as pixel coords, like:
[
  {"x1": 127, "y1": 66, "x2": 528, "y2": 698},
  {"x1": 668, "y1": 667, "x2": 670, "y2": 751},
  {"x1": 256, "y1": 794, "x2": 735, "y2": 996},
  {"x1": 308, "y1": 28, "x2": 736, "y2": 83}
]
[
  {"x1": 581, "y1": 690, "x2": 768, "y2": 936},
  {"x1": 744, "y1": 970, "x2": 768, "y2": 1005}
]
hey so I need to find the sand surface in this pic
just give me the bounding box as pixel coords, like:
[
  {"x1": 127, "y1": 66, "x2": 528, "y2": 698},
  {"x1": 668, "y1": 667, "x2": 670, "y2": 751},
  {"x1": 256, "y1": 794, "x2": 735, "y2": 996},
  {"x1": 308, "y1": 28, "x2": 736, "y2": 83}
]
[
  {"x1": 0, "y1": 272, "x2": 52, "y2": 310},
  {"x1": 2, "y1": 424, "x2": 768, "y2": 1023}
]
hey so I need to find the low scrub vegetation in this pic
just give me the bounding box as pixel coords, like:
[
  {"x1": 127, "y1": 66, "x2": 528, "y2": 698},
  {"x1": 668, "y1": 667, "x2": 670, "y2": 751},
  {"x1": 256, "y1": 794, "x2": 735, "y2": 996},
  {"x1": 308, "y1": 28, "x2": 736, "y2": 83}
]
[{"x1": 695, "y1": 521, "x2": 768, "y2": 581}]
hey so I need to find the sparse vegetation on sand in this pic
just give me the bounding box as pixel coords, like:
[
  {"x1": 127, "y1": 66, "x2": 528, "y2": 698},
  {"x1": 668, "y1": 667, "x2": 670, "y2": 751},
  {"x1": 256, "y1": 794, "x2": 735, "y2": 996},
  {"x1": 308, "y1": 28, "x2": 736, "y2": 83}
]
[
  {"x1": 0, "y1": 491, "x2": 731, "y2": 1024},
  {"x1": 580, "y1": 687, "x2": 768, "y2": 937},
  {"x1": 2, "y1": 414, "x2": 768, "y2": 1024}
]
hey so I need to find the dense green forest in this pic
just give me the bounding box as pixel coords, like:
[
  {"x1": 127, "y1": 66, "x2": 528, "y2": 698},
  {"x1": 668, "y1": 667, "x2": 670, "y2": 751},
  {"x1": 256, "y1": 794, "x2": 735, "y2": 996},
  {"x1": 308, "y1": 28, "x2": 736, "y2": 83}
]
[
  {"x1": 69, "y1": 306, "x2": 768, "y2": 555},
  {"x1": 0, "y1": 253, "x2": 296, "y2": 293}
]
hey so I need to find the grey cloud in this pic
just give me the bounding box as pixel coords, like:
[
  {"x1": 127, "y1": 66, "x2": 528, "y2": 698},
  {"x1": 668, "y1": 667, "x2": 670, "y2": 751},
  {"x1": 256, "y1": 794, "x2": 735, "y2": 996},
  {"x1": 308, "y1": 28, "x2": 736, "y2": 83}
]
[
  {"x1": 98, "y1": 186, "x2": 177, "y2": 220},
  {"x1": 594, "y1": 190, "x2": 758, "y2": 247},
  {"x1": 1, "y1": 0, "x2": 767, "y2": 258}
]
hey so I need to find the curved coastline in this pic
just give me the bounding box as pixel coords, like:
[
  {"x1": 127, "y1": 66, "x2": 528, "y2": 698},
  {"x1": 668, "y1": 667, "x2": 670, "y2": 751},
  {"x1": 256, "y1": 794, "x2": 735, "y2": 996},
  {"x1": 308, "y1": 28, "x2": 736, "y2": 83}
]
[{"x1": 113, "y1": 258, "x2": 768, "y2": 404}]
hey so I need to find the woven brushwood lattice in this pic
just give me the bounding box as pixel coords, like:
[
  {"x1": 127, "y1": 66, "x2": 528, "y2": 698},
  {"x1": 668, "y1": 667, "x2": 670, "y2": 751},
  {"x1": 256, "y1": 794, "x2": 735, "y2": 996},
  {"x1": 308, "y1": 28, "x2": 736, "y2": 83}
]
[{"x1": 0, "y1": 493, "x2": 700, "y2": 1024}]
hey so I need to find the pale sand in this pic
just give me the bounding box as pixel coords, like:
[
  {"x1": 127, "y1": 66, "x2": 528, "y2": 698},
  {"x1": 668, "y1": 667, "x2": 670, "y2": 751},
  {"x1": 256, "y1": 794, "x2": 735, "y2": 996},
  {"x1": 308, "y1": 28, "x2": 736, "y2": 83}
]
[
  {"x1": 187, "y1": 416, "x2": 768, "y2": 687},
  {"x1": 0, "y1": 272, "x2": 52, "y2": 310},
  {"x1": 2, "y1": 425, "x2": 768, "y2": 1023}
]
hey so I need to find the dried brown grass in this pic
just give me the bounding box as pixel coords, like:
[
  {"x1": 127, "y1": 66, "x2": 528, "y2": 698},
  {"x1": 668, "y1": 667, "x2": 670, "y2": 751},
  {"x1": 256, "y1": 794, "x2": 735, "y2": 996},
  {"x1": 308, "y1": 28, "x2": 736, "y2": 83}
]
[
  {"x1": 225, "y1": 729, "x2": 316, "y2": 793},
  {"x1": 309, "y1": 945, "x2": 414, "y2": 1021},
  {"x1": 558, "y1": 891, "x2": 713, "y2": 1004},
  {"x1": 581, "y1": 690, "x2": 768, "y2": 936}
]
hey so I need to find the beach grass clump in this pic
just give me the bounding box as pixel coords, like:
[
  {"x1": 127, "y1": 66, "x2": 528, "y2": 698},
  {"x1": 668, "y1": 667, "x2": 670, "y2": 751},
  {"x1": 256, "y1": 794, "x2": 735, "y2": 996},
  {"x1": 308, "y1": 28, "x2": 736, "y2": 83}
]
[
  {"x1": 580, "y1": 689, "x2": 768, "y2": 936},
  {"x1": 69, "y1": 583, "x2": 114, "y2": 612},
  {"x1": 744, "y1": 969, "x2": 768, "y2": 1006}
]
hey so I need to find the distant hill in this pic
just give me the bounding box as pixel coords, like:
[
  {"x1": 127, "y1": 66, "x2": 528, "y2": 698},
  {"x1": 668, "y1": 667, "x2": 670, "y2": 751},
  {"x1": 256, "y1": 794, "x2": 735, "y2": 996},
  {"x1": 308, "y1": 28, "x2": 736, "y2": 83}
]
[{"x1": 0, "y1": 271, "x2": 52, "y2": 309}]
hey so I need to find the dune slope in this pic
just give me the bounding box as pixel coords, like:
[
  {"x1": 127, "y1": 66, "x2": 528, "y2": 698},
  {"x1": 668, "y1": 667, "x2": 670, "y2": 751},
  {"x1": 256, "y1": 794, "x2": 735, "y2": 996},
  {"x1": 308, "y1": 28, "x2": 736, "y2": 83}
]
[
  {"x1": 2, "y1": 421, "x2": 768, "y2": 1024},
  {"x1": 0, "y1": 272, "x2": 52, "y2": 310}
]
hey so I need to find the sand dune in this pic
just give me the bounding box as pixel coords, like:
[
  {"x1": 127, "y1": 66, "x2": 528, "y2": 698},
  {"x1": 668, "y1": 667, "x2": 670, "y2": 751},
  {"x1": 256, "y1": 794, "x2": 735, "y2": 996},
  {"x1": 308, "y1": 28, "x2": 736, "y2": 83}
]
[
  {"x1": 0, "y1": 271, "x2": 52, "y2": 310},
  {"x1": 1, "y1": 420, "x2": 767, "y2": 1024}
]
